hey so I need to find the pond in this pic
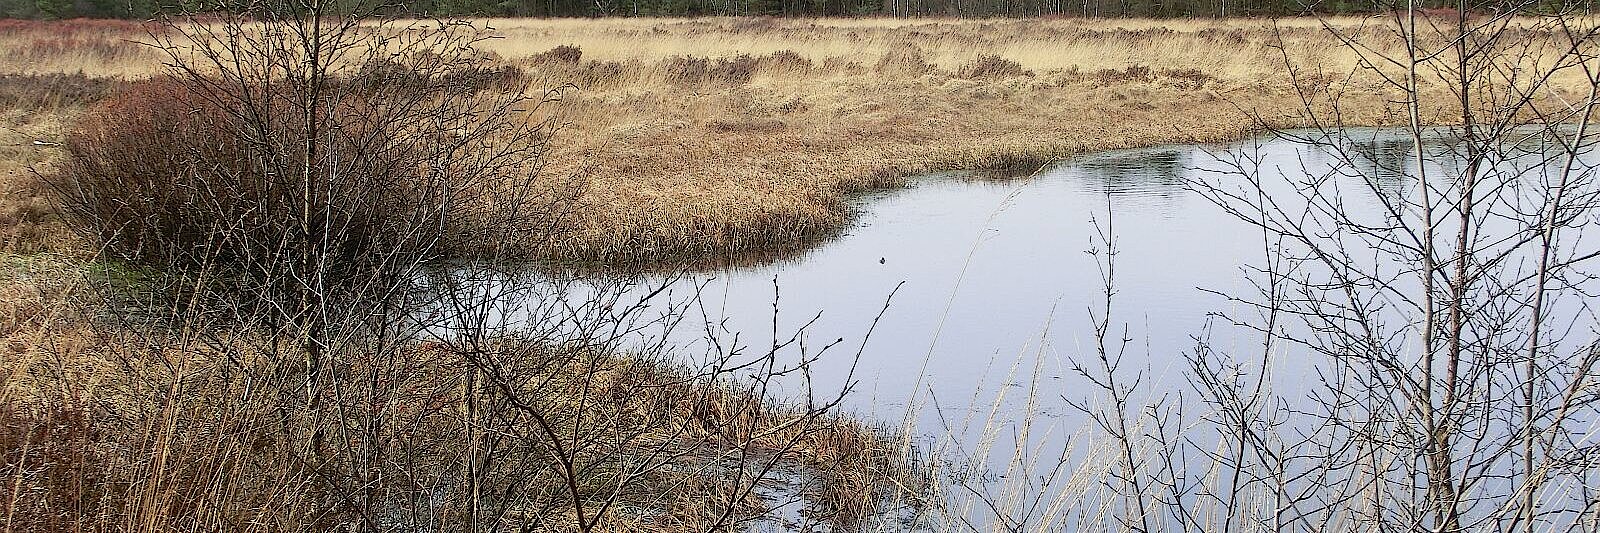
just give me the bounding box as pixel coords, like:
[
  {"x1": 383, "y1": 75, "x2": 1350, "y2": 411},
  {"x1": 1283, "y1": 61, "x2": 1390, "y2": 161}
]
[
  {"x1": 662, "y1": 130, "x2": 1414, "y2": 430},
  {"x1": 642, "y1": 126, "x2": 1600, "y2": 528},
  {"x1": 443, "y1": 126, "x2": 1600, "y2": 529}
]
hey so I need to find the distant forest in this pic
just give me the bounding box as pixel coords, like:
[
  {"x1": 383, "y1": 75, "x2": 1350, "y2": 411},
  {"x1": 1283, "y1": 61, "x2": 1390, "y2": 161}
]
[{"x1": 0, "y1": 0, "x2": 1582, "y2": 26}]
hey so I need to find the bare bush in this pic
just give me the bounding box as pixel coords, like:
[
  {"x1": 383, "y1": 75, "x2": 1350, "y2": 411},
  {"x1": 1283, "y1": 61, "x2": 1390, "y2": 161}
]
[
  {"x1": 1180, "y1": 7, "x2": 1600, "y2": 532},
  {"x1": 10, "y1": 5, "x2": 907, "y2": 533},
  {"x1": 917, "y1": 6, "x2": 1600, "y2": 533}
]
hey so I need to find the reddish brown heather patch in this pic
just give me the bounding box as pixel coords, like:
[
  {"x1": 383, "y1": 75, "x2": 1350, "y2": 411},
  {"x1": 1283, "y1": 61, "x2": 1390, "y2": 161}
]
[{"x1": 0, "y1": 18, "x2": 159, "y2": 65}]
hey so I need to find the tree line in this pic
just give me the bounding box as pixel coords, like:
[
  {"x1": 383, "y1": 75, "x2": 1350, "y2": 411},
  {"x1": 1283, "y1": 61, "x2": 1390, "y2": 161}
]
[{"x1": 3, "y1": 0, "x2": 1580, "y2": 22}]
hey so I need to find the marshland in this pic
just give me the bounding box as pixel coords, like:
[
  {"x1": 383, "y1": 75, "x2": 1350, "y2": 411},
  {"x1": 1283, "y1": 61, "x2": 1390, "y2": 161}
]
[{"x1": 5, "y1": 5, "x2": 1600, "y2": 533}]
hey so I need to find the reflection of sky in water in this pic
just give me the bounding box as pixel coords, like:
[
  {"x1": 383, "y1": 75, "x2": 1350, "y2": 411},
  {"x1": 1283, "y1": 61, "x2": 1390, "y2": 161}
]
[
  {"x1": 638, "y1": 127, "x2": 1599, "y2": 450},
  {"x1": 1060, "y1": 147, "x2": 1190, "y2": 215},
  {"x1": 471, "y1": 129, "x2": 1600, "y2": 526},
  {"x1": 671, "y1": 140, "x2": 1265, "y2": 424}
]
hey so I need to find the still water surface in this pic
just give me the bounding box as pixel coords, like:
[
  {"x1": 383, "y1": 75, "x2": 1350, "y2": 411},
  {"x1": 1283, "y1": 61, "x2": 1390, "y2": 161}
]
[
  {"x1": 456, "y1": 127, "x2": 1600, "y2": 527},
  {"x1": 672, "y1": 136, "x2": 1298, "y2": 425}
]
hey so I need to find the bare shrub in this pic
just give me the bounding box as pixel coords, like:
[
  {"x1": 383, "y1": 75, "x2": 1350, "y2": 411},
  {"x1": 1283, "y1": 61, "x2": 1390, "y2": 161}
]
[
  {"x1": 38, "y1": 13, "x2": 579, "y2": 527},
  {"x1": 16, "y1": 7, "x2": 908, "y2": 533},
  {"x1": 54, "y1": 74, "x2": 553, "y2": 290}
]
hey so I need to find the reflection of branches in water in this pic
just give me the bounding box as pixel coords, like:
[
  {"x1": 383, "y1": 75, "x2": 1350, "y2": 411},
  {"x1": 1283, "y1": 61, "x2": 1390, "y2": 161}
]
[
  {"x1": 1342, "y1": 134, "x2": 1416, "y2": 204},
  {"x1": 420, "y1": 263, "x2": 922, "y2": 531},
  {"x1": 1068, "y1": 148, "x2": 1190, "y2": 204}
]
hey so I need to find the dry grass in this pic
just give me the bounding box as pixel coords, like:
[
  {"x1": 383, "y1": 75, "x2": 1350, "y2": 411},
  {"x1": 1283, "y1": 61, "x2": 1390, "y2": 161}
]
[
  {"x1": 501, "y1": 17, "x2": 1404, "y2": 263},
  {"x1": 0, "y1": 19, "x2": 162, "y2": 79},
  {"x1": 5, "y1": 16, "x2": 1556, "y2": 264},
  {"x1": 0, "y1": 110, "x2": 79, "y2": 255},
  {"x1": 0, "y1": 16, "x2": 1430, "y2": 264},
  {"x1": 2, "y1": 17, "x2": 1590, "y2": 263},
  {"x1": 0, "y1": 253, "x2": 910, "y2": 530},
  {"x1": 0, "y1": 15, "x2": 1592, "y2": 530}
]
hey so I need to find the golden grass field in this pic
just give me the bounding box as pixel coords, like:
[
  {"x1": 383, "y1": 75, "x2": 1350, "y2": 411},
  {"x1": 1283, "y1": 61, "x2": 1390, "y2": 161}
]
[
  {"x1": 0, "y1": 16, "x2": 1471, "y2": 264},
  {"x1": 490, "y1": 17, "x2": 1407, "y2": 263}
]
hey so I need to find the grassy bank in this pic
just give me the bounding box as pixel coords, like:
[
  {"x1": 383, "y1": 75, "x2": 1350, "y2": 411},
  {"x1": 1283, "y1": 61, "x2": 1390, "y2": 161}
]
[
  {"x1": 0, "y1": 253, "x2": 914, "y2": 530},
  {"x1": 0, "y1": 15, "x2": 1590, "y2": 530},
  {"x1": 493, "y1": 17, "x2": 1407, "y2": 263},
  {"x1": 0, "y1": 16, "x2": 1526, "y2": 264}
]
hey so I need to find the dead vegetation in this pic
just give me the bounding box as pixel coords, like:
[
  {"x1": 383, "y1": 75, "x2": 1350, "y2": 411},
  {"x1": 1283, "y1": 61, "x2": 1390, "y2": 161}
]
[
  {"x1": 1, "y1": 13, "x2": 917, "y2": 532},
  {"x1": 0, "y1": 16, "x2": 1438, "y2": 265},
  {"x1": 0, "y1": 282, "x2": 910, "y2": 530},
  {"x1": 3, "y1": 13, "x2": 1598, "y2": 532}
]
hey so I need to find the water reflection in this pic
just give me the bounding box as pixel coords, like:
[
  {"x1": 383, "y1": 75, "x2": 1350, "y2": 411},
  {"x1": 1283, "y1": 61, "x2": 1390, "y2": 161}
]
[
  {"x1": 1064, "y1": 148, "x2": 1189, "y2": 211},
  {"x1": 454, "y1": 128, "x2": 1600, "y2": 530},
  {"x1": 1344, "y1": 135, "x2": 1415, "y2": 203}
]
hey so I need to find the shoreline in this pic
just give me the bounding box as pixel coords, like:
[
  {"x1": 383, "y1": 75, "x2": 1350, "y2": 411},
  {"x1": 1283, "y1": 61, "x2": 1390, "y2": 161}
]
[{"x1": 3, "y1": 17, "x2": 1424, "y2": 265}]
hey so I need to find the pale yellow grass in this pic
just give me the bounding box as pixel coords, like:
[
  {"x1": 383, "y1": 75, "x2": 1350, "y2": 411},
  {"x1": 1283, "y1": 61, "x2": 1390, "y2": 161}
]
[
  {"x1": 479, "y1": 16, "x2": 1370, "y2": 76},
  {"x1": 3, "y1": 16, "x2": 1586, "y2": 264},
  {"x1": 482, "y1": 17, "x2": 1412, "y2": 262}
]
